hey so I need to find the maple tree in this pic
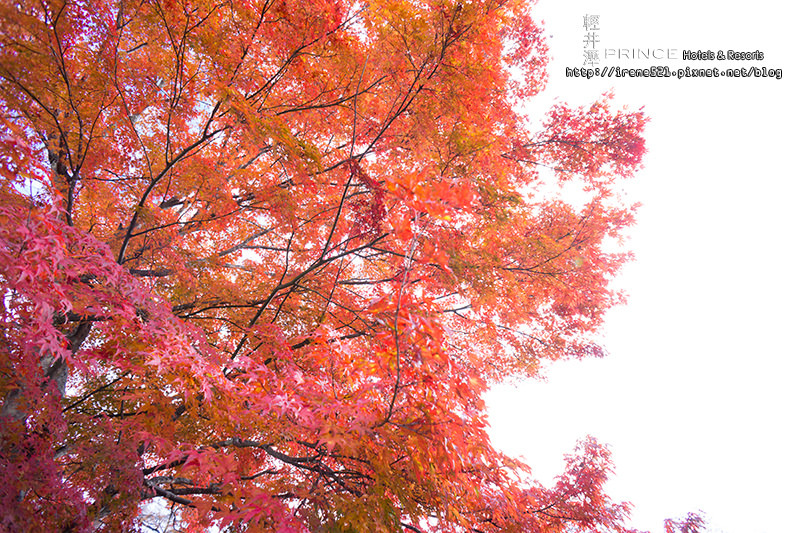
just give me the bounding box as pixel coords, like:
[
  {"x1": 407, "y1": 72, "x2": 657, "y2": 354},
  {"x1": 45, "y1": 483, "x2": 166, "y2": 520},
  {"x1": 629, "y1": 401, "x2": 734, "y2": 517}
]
[{"x1": 0, "y1": 0, "x2": 648, "y2": 531}]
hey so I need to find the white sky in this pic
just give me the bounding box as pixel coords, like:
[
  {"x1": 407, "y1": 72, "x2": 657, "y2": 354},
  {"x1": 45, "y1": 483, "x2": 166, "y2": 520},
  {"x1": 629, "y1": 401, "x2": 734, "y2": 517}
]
[{"x1": 486, "y1": 2, "x2": 798, "y2": 532}]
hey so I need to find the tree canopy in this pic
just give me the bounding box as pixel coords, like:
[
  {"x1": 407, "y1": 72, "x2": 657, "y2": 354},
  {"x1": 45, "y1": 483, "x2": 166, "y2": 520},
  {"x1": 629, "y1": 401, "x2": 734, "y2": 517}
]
[{"x1": 0, "y1": 1, "x2": 647, "y2": 531}]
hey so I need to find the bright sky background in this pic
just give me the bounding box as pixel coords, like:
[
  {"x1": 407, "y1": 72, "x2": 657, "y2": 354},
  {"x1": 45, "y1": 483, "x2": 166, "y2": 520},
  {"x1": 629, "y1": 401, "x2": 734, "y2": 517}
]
[{"x1": 487, "y1": 1, "x2": 798, "y2": 532}]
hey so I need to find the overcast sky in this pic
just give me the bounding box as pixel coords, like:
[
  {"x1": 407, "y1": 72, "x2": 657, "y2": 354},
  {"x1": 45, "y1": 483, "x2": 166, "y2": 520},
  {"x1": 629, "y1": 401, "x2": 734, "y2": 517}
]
[{"x1": 487, "y1": 2, "x2": 798, "y2": 532}]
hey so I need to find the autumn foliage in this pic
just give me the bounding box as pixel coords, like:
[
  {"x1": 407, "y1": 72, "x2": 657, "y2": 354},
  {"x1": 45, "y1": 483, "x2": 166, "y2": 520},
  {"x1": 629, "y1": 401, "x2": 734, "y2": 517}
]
[
  {"x1": 664, "y1": 512, "x2": 706, "y2": 533},
  {"x1": 0, "y1": 1, "x2": 647, "y2": 531}
]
